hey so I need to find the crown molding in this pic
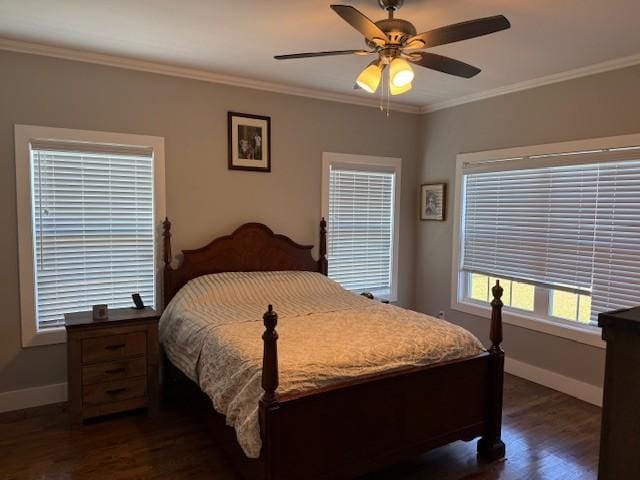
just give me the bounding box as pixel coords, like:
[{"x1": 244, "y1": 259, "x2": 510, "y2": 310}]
[
  {"x1": 0, "y1": 37, "x2": 421, "y2": 115},
  {"x1": 421, "y1": 52, "x2": 640, "y2": 113}
]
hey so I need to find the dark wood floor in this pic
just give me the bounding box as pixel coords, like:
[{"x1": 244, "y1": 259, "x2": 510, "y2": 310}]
[{"x1": 0, "y1": 374, "x2": 600, "y2": 480}]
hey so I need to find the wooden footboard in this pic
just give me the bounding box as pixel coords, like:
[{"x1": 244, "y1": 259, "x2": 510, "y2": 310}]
[{"x1": 258, "y1": 282, "x2": 506, "y2": 480}]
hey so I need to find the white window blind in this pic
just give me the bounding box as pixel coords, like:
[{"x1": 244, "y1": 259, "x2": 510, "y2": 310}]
[
  {"x1": 462, "y1": 154, "x2": 640, "y2": 323},
  {"x1": 30, "y1": 141, "x2": 155, "y2": 330},
  {"x1": 327, "y1": 167, "x2": 395, "y2": 295}
]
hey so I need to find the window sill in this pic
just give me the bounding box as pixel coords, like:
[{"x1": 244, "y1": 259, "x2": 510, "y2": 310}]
[
  {"x1": 452, "y1": 299, "x2": 605, "y2": 349},
  {"x1": 376, "y1": 294, "x2": 397, "y2": 303},
  {"x1": 22, "y1": 328, "x2": 66, "y2": 348}
]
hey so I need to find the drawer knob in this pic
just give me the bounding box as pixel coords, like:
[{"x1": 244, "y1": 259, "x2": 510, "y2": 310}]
[
  {"x1": 104, "y1": 367, "x2": 126, "y2": 375},
  {"x1": 106, "y1": 387, "x2": 127, "y2": 395},
  {"x1": 104, "y1": 344, "x2": 125, "y2": 351}
]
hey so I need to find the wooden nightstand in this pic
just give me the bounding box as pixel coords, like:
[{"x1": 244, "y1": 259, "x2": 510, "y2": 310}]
[{"x1": 64, "y1": 307, "x2": 160, "y2": 425}]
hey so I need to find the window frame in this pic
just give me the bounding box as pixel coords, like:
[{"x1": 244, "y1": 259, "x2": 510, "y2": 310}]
[
  {"x1": 321, "y1": 152, "x2": 401, "y2": 302},
  {"x1": 451, "y1": 133, "x2": 640, "y2": 350},
  {"x1": 15, "y1": 125, "x2": 166, "y2": 347}
]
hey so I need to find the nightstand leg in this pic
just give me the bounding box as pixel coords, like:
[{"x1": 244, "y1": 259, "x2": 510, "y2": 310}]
[
  {"x1": 69, "y1": 412, "x2": 83, "y2": 427},
  {"x1": 67, "y1": 335, "x2": 84, "y2": 427},
  {"x1": 147, "y1": 324, "x2": 161, "y2": 416}
]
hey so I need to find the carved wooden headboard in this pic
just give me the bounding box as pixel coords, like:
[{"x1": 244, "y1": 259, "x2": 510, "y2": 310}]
[{"x1": 162, "y1": 218, "x2": 328, "y2": 305}]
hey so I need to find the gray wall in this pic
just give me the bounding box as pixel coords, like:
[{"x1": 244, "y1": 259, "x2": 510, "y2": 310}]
[
  {"x1": 3, "y1": 47, "x2": 638, "y2": 396},
  {"x1": 415, "y1": 64, "x2": 640, "y2": 388},
  {"x1": 0, "y1": 50, "x2": 419, "y2": 393}
]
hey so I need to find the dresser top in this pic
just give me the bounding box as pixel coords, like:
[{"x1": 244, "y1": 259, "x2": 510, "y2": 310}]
[
  {"x1": 64, "y1": 307, "x2": 160, "y2": 328},
  {"x1": 598, "y1": 306, "x2": 640, "y2": 332}
]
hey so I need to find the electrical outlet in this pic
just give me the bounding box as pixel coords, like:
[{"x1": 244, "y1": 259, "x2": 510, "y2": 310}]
[{"x1": 438, "y1": 310, "x2": 445, "y2": 319}]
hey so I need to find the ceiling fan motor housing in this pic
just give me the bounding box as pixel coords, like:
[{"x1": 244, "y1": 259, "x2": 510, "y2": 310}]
[{"x1": 368, "y1": 18, "x2": 417, "y2": 47}]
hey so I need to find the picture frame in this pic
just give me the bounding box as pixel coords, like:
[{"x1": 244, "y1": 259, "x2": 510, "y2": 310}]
[
  {"x1": 420, "y1": 183, "x2": 446, "y2": 221},
  {"x1": 228, "y1": 111, "x2": 271, "y2": 172}
]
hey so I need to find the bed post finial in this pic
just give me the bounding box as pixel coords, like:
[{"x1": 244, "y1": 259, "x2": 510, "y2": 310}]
[
  {"x1": 478, "y1": 279, "x2": 506, "y2": 461},
  {"x1": 261, "y1": 304, "x2": 279, "y2": 405},
  {"x1": 163, "y1": 217, "x2": 172, "y2": 268},
  {"x1": 489, "y1": 280, "x2": 504, "y2": 353},
  {"x1": 319, "y1": 218, "x2": 328, "y2": 276}
]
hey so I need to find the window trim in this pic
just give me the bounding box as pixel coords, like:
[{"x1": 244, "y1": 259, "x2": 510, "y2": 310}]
[
  {"x1": 15, "y1": 125, "x2": 166, "y2": 347},
  {"x1": 321, "y1": 152, "x2": 401, "y2": 302},
  {"x1": 451, "y1": 133, "x2": 640, "y2": 350}
]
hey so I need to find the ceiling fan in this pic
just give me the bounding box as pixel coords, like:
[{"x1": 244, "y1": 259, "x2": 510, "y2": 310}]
[{"x1": 274, "y1": 0, "x2": 511, "y2": 96}]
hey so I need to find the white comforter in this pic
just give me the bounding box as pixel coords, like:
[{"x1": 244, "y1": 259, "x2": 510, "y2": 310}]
[{"x1": 160, "y1": 271, "x2": 484, "y2": 458}]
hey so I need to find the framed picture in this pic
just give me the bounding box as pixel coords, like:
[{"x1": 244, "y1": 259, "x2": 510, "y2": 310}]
[
  {"x1": 228, "y1": 111, "x2": 271, "y2": 172},
  {"x1": 420, "y1": 183, "x2": 446, "y2": 221}
]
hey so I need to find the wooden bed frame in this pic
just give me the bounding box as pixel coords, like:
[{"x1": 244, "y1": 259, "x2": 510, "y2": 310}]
[{"x1": 161, "y1": 218, "x2": 505, "y2": 480}]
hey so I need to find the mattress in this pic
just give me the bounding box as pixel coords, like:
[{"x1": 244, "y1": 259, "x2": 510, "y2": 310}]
[{"x1": 160, "y1": 271, "x2": 484, "y2": 458}]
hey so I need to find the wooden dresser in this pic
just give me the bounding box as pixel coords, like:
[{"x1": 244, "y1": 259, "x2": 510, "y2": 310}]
[
  {"x1": 598, "y1": 306, "x2": 640, "y2": 479},
  {"x1": 65, "y1": 307, "x2": 160, "y2": 425}
]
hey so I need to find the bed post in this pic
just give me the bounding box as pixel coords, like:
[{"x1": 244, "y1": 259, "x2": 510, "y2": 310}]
[
  {"x1": 260, "y1": 305, "x2": 280, "y2": 479},
  {"x1": 163, "y1": 217, "x2": 172, "y2": 268},
  {"x1": 477, "y1": 280, "x2": 506, "y2": 461},
  {"x1": 162, "y1": 217, "x2": 173, "y2": 305},
  {"x1": 319, "y1": 217, "x2": 328, "y2": 276},
  {"x1": 261, "y1": 305, "x2": 279, "y2": 404}
]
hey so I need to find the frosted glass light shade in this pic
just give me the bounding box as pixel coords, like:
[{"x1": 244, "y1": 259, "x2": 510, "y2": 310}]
[
  {"x1": 389, "y1": 58, "x2": 414, "y2": 88},
  {"x1": 356, "y1": 63, "x2": 382, "y2": 93},
  {"x1": 390, "y1": 81, "x2": 412, "y2": 96}
]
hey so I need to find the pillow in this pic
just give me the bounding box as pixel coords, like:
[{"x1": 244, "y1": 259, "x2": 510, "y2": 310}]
[{"x1": 179, "y1": 270, "x2": 346, "y2": 307}]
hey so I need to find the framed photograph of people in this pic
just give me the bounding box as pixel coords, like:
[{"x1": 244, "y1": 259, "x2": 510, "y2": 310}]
[
  {"x1": 420, "y1": 183, "x2": 446, "y2": 221},
  {"x1": 228, "y1": 112, "x2": 271, "y2": 172}
]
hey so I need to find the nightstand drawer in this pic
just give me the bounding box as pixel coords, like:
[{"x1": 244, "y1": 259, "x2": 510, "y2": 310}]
[
  {"x1": 81, "y1": 332, "x2": 146, "y2": 364},
  {"x1": 82, "y1": 357, "x2": 147, "y2": 385},
  {"x1": 82, "y1": 377, "x2": 147, "y2": 406}
]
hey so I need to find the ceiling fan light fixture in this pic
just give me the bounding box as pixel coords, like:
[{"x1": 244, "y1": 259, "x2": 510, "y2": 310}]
[
  {"x1": 356, "y1": 61, "x2": 382, "y2": 93},
  {"x1": 275, "y1": 3, "x2": 511, "y2": 107},
  {"x1": 389, "y1": 57, "x2": 414, "y2": 88},
  {"x1": 389, "y1": 80, "x2": 412, "y2": 96}
]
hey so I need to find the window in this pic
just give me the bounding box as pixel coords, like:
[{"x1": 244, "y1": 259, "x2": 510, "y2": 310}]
[
  {"x1": 15, "y1": 126, "x2": 165, "y2": 347},
  {"x1": 322, "y1": 153, "x2": 401, "y2": 301},
  {"x1": 452, "y1": 134, "x2": 640, "y2": 347}
]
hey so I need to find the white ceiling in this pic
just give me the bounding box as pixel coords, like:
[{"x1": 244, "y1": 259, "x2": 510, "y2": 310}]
[{"x1": 1, "y1": 0, "x2": 639, "y2": 110}]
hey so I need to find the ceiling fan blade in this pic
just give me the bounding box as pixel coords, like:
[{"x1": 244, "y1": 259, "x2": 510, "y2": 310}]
[
  {"x1": 274, "y1": 49, "x2": 372, "y2": 60},
  {"x1": 406, "y1": 15, "x2": 510, "y2": 49},
  {"x1": 330, "y1": 5, "x2": 389, "y2": 43},
  {"x1": 410, "y1": 52, "x2": 481, "y2": 78}
]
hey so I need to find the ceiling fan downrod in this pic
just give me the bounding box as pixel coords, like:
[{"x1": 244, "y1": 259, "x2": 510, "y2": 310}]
[{"x1": 378, "y1": 0, "x2": 404, "y2": 18}]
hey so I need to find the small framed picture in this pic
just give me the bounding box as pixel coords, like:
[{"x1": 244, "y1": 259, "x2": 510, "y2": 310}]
[
  {"x1": 420, "y1": 183, "x2": 446, "y2": 221},
  {"x1": 228, "y1": 111, "x2": 271, "y2": 172}
]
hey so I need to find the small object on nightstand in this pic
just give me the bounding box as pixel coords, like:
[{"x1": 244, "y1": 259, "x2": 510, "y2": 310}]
[
  {"x1": 132, "y1": 293, "x2": 145, "y2": 310},
  {"x1": 64, "y1": 307, "x2": 161, "y2": 426},
  {"x1": 360, "y1": 292, "x2": 390, "y2": 304},
  {"x1": 92, "y1": 304, "x2": 108, "y2": 321}
]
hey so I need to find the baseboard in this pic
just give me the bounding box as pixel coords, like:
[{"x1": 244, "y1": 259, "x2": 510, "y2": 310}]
[
  {"x1": 0, "y1": 382, "x2": 67, "y2": 413},
  {"x1": 505, "y1": 357, "x2": 603, "y2": 407}
]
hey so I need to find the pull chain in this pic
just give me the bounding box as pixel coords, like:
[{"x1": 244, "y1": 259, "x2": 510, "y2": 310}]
[
  {"x1": 386, "y1": 70, "x2": 391, "y2": 117},
  {"x1": 379, "y1": 69, "x2": 385, "y2": 111}
]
